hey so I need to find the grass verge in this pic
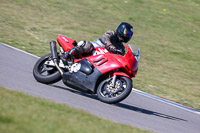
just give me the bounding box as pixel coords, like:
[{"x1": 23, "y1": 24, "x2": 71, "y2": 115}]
[{"x1": 0, "y1": 86, "x2": 151, "y2": 133}]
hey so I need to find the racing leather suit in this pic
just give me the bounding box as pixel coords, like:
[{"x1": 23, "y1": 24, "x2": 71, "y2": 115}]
[
  {"x1": 64, "y1": 30, "x2": 125, "y2": 61},
  {"x1": 91, "y1": 30, "x2": 125, "y2": 55}
]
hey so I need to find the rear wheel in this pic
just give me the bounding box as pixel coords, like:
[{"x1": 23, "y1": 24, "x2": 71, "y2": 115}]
[
  {"x1": 97, "y1": 76, "x2": 132, "y2": 104},
  {"x1": 33, "y1": 53, "x2": 62, "y2": 84}
]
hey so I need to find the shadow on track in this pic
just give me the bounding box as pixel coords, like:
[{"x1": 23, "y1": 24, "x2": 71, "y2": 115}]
[
  {"x1": 115, "y1": 103, "x2": 188, "y2": 122},
  {"x1": 50, "y1": 84, "x2": 98, "y2": 100},
  {"x1": 51, "y1": 84, "x2": 187, "y2": 122}
]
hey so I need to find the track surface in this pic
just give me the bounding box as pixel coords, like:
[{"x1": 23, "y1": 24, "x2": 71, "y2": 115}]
[{"x1": 0, "y1": 43, "x2": 200, "y2": 133}]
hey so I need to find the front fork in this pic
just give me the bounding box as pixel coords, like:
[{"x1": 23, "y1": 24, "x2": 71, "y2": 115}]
[
  {"x1": 110, "y1": 75, "x2": 117, "y2": 87},
  {"x1": 109, "y1": 71, "x2": 131, "y2": 87}
]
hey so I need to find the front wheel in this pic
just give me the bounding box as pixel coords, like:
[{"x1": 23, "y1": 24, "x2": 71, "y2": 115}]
[
  {"x1": 97, "y1": 76, "x2": 132, "y2": 104},
  {"x1": 33, "y1": 53, "x2": 62, "y2": 84}
]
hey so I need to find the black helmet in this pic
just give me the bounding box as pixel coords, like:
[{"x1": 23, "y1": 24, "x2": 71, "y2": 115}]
[{"x1": 116, "y1": 22, "x2": 134, "y2": 43}]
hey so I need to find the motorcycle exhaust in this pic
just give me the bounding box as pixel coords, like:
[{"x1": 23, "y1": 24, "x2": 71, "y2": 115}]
[
  {"x1": 50, "y1": 40, "x2": 58, "y2": 59},
  {"x1": 50, "y1": 41, "x2": 63, "y2": 76}
]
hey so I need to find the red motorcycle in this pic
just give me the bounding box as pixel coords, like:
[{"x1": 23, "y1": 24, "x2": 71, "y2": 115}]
[{"x1": 33, "y1": 34, "x2": 140, "y2": 104}]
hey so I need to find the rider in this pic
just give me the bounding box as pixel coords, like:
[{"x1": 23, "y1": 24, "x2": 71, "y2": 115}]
[{"x1": 62, "y1": 22, "x2": 134, "y2": 63}]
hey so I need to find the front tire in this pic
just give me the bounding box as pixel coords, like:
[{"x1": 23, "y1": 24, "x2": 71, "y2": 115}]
[
  {"x1": 97, "y1": 76, "x2": 132, "y2": 104},
  {"x1": 33, "y1": 53, "x2": 62, "y2": 84}
]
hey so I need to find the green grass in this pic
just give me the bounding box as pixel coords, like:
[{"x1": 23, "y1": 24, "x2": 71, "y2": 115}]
[
  {"x1": 0, "y1": 0, "x2": 200, "y2": 109},
  {"x1": 0, "y1": 86, "x2": 151, "y2": 133}
]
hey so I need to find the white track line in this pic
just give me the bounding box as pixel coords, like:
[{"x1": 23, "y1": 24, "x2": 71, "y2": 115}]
[
  {"x1": 132, "y1": 88, "x2": 200, "y2": 115},
  {"x1": 0, "y1": 42, "x2": 39, "y2": 58},
  {"x1": 1, "y1": 42, "x2": 200, "y2": 115}
]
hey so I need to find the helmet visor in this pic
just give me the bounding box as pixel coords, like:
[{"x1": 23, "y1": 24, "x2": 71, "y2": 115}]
[{"x1": 123, "y1": 29, "x2": 133, "y2": 42}]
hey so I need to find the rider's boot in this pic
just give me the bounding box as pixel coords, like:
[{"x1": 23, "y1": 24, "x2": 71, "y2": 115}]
[{"x1": 60, "y1": 47, "x2": 81, "y2": 65}]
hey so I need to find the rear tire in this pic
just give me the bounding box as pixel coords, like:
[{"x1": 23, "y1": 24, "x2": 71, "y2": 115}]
[
  {"x1": 97, "y1": 76, "x2": 132, "y2": 104},
  {"x1": 33, "y1": 53, "x2": 62, "y2": 84}
]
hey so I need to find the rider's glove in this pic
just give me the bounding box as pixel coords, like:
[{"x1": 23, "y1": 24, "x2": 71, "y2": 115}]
[
  {"x1": 105, "y1": 43, "x2": 124, "y2": 55},
  {"x1": 105, "y1": 43, "x2": 116, "y2": 52},
  {"x1": 114, "y1": 49, "x2": 123, "y2": 55}
]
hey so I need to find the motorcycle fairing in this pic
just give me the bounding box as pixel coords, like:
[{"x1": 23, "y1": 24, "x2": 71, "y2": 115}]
[
  {"x1": 87, "y1": 53, "x2": 122, "y2": 74},
  {"x1": 124, "y1": 45, "x2": 138, "y2": 77},
  {"x1": 87, "y1": 46, "x2": 138, "y2": 77},
  {"x1": 62, "y1": 59, "x2": 103, "y2": 93},
  {"x1": 57, "y1": 34, "x2": 77, "y2": 52}
]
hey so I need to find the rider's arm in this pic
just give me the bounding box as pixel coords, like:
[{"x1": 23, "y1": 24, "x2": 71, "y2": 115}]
[
  {"x1": 99, "y1": 30, "x2": 117, "y2": 52},
  {"x1": 99, "y1": 30, "x2": 124, "y2": 55},
  {"x1": 99, "y1": 30, "x2": 114, "y2": 44},
  {"x1": 99, "y1": 30, "x2": 115, "y2": 45}
]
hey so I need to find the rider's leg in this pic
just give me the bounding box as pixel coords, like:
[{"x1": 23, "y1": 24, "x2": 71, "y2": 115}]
[{"x1": 61, "y1": 41, "x2": 94, "y2": 64}]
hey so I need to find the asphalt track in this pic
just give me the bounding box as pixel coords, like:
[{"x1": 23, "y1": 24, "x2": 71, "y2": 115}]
[{"x1": 0, "y1": 43, "x2": 200, "y2": 133}]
